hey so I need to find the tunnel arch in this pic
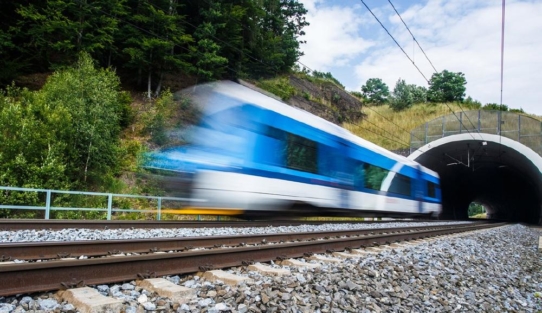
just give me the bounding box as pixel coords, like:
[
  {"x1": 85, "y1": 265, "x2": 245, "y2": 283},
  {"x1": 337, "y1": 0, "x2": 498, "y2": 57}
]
[{"x1": 408, "y1": 133, "x2": 542, "y2": 224}]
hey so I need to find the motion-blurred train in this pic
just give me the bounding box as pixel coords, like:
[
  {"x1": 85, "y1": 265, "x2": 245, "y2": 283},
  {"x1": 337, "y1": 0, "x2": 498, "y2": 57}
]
[{"x1": 146, "y1": 81, "x2": 442, "y2": 218}]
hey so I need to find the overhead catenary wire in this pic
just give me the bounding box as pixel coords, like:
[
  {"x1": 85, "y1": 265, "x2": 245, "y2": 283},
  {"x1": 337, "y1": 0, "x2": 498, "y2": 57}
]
[
  {"x1": 83, "y1": 0, "x2": 434, "y2": 153},
  {"x1": 361, "y1": 0, "x2": 481, "y2": 142},
  {"x1": 387, "y1": 0, "x2": 438, "y2": 73},
  {"x1": 187, "y1": 0, "x2": 430, "y2": 148},
  {"x1": 388, "y1": 0, "x2": 483, "y2": 141},
  {"x1": 499, "y1": 0, "x2": 506, "y2": 144},
  {"x1": 387, "y1": 0, "x2": 485, "y2": 142}
]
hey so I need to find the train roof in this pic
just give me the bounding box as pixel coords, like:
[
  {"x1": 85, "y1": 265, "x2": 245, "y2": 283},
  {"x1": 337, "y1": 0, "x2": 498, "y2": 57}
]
[{"x1": 184, "y1": 81, "x2": 439, "y2": 178}]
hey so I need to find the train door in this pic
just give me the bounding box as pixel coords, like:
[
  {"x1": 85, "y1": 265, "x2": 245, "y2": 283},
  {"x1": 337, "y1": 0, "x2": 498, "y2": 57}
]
[{"x1": 415, "y1": 165, "x2": 424, "y2": 213}]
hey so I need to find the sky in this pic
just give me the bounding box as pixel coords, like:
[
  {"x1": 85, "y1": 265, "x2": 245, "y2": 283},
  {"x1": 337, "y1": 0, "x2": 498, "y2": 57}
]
[{"x1": 297, "y1": 0, "x2": 542, "y2": 115}]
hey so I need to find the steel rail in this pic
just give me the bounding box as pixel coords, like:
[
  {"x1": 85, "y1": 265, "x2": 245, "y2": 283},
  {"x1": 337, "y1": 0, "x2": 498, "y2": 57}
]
[
  {"x1": 0, "y1": 222, "x2": 505, "y2": 296},
  {"x1": 0, "y1": 223, "x2": 477, "y2": 260},
  {"x1": 0, "y1": 219, "x2": 436, "y2": 230}
]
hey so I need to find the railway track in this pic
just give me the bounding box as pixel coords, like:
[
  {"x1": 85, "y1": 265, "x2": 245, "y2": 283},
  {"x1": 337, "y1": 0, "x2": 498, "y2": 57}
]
[
  {"x1": 0, "y1": 222, "x2": 505, "y2": 297},
  {"x1": 0, "y1": 219, "x2": 436, "y2": 230}
]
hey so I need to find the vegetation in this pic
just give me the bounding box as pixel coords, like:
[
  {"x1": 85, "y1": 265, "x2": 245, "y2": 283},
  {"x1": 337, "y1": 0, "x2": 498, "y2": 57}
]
[
  {"x1": 361, "y1": 78, "x2": 390, "y2": 105},
  {"x1": 344, "y1": 102, "x2": 485, "y2": 150},
  {"x1": 468, "y1": 202, "x2": 486, "y2": 218},
  {"x1": 427, "y1": 70, "x2": 467, "y2": 102},
  {"x1": 0, "y1": 0, "x2": 309, "y2": 95}
]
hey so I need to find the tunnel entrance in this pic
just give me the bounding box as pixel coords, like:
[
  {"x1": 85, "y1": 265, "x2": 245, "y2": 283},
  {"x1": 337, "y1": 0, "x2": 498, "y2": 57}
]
[
  {"x1": 408, "y1": 111, "x2": 542, "y2": 224},
  {"x1": 468, "y1": 202, "x2": 486, "y2": 219}
]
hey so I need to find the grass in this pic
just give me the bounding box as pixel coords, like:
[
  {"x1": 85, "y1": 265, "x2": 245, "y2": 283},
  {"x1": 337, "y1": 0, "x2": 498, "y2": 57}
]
[
  {"x1": 470, "y1": 213, "x2": 487, "y2": 219},
  {"x1": 344, "y1": 103, "x2": 542, "y2": 151}
]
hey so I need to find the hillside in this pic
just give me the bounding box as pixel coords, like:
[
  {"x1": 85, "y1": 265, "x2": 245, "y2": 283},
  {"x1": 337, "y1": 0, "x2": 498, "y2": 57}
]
[{"x1": 345, "y1": 103, "x2": 542, "y2": 153}]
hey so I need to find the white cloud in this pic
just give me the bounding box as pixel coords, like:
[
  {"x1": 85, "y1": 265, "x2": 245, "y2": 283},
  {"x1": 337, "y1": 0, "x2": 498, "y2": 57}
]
[
  {"x1": 298, "y1": 1, "x2": 374, "y2": 71},
  {"x1": 352, "y1": 0, "x2": 542, "y2": 114}
]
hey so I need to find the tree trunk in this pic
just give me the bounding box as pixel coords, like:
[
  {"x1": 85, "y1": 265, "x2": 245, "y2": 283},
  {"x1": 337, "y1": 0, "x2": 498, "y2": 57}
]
[
  {"x1": 155, "y1": 72, "x2": 163, "y2": 97},
  {"x1": 147, "y1": 71, "x2": 152, "y2": 99},
  {"x1": 84, "y1": 141, "x2": 92, "y2": 183}
]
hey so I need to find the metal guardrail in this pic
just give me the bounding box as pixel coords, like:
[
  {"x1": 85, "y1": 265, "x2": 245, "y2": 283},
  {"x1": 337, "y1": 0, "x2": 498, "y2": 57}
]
[
  {"x1": 410, "y1": 110, "x2": 542, "y2": 155},
  {"x1": 0, "y1": 186, "x2": 195, "y2": 220}
]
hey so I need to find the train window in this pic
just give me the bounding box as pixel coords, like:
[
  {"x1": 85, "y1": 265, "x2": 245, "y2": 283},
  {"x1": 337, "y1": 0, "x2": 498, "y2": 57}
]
[
  {"x1": 363, "y1": 163, "x2": 389, "y2": 190},
  {"x1": 388, "y1": 173, "x2": 412, "y2": 196},
  {"x1": 427, "y1": 182, "x2": 436, "y2": 198},
  {"x1": 286, "y1": 133, "x2": 318, "y2": 173},
  {"x1": 352, "y1": 161, "x2": 364, "y2": 189}
]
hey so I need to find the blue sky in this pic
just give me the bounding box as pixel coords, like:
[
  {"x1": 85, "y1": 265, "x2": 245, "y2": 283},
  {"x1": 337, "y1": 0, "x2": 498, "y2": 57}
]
[{"x1": 298, "y1": 0, "x2": 542, "y2": 115}]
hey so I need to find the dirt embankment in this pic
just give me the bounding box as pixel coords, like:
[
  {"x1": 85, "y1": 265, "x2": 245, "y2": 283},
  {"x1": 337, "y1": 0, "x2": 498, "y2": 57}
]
[{"x1": 287, "y1": 75, "x2": 364, "y2": 124}]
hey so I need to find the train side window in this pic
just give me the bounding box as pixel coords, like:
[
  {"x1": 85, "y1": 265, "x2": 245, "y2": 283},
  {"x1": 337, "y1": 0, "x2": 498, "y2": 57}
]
[
  {"x1": 388, "y1": 173, "x2": 412, "y2": 196},
  {"x1": 352, "y1": 161, "x2": 364, "y2": 189},
  {"x1": 363, "y1": 163, "x2": 389, "y2": 190},
  {"x1": 286, "y1": 133, "x2": 318, "y2": 173},
  {"x1": 427, "y1": 182, "x2": 436, "y2": 198}
]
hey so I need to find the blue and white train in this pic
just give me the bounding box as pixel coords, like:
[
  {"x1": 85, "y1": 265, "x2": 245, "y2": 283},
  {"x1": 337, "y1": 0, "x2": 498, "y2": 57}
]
[{"x1": 146, "y1": 81, "x2": 442, "y2": 218}]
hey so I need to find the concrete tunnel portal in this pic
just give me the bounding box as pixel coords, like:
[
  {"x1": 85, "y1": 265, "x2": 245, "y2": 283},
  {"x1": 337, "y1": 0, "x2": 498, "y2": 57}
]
[{"x1": 407, "y1": 110, "x2": 542, "y2": 224}]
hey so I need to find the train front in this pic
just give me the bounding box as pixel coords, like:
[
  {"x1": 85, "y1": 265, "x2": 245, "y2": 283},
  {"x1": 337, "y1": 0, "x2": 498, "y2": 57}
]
[{"x1": 144, "y1": 81, "x2": 266, "y2": 216}]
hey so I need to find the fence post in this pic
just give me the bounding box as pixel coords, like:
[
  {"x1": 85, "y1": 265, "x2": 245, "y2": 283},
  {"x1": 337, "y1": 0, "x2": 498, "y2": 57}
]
[
  {"x1": 459, "y1": 112, "x2": 468, "y2": 134},
  {"x1": 45, "y1": 190, "x2": 51, "y2": 220},
  {"x1": 107, "y1": 194, "x2": 113, "y2": 220},
  {"x1": 157, "y1": 197, "x2": 162, "y2": 221},
  {"x1": 424, "y1": 122, "x2": 428, "y2": 144}
]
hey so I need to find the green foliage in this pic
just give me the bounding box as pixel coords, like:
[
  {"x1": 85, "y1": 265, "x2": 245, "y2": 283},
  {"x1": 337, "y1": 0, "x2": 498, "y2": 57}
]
[
  {"x1": 350, "y1": 91, "x2": 363, "y2": 99},
  {"x1": 16, "y1": 0, "x2": 126, "y2": 69},
  {"x1": 0, "y1": 52, "x2": 128, "y2": 206},
  {"x1": 2, "y1": 1, "x2": 310, "y2": 90},
  {"x1": 410, "y1": 85, "x2": 427, "y2": 104},
  {"x1": 256, "y1": 77, "x2": 297, "y2": 101},
  {"x1": 468, "y1": 202, "x2": 485, "y2": 217},
  {"x1": 364, "y1": 164, "x2": 388, "y2": 190},
  {"x1": 483, "y1": 103, "x2": 509, "y2": 111},
  {"x1": 121, "y1": 0, "x2": 193, "y2": 98},
  {"x1": 192, "y1": 1, "x2": 228, "y2": 81},
  {"x1": 389, "y1": 79, "x2": 413, "y2": 111},
  {"x1": 509, "y1": 107, "x2": 525, "y2": 114},
  {"x1": 361, "y1": 78, "x2": 389, "y2": 105},
  {"x1": 141, "y1": 89, "x2": 189, "y2": 147},
  {"x1": 463, "y1": 96, "x2": 482, "y2": 109},
  {"x1": 311, "y1": 71, "x2": 344, "y2": 88},
  {"x1": 39, "y1": 52, "x2": 124, "y2": 186},
  {"x1": 428, "y1": 70, "x2": 467, "y2": 102}
]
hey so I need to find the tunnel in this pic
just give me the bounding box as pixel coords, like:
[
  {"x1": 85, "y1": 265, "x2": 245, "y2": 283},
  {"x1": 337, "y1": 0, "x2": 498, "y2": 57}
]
[{"x1": 407, "y1": 111, "x2": 542, "y2": 224}]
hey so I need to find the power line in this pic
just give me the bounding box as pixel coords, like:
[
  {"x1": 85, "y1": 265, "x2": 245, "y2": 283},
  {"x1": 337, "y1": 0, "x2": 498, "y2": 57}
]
[
  {"x1": 361, "y1": 0, "x2": 481, "y2": 141},
  {"x1": 387, "y1": 0, "x2": 438, "y2": 73},
  {"x1": 499, "y1": 0, "x2": 506, "y2": 144},
  {"x1": 387, "y1": 0, "x2": 485, "y2": 141},
  {"x1": 86, "y1": 0, "x2": 430, "y2": 152},
  {"x1": 359, "y1": 0, "x2": 429, "y2": 83}
]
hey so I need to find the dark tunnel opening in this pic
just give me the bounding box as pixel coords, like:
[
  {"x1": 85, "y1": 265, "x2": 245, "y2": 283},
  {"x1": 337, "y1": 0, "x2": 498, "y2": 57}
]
[
  {"x1": 439, "y1": 163, "x2": 541, "y2": 222},
  {"x1": 410, "y1": 136, "x2": 542, "y2": 224}
]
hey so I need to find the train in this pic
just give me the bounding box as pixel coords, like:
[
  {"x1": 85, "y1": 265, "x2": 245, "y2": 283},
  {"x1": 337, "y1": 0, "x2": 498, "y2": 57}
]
[{"x1": 145, "y1": 81, "x2": 442, "y2": 218}]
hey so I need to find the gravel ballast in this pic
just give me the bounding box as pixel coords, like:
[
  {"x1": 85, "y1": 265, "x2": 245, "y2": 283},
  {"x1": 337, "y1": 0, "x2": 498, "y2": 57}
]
[
  {"x1": 0, "y1": 224, "x2": 541, "y2": 312},
  {"x1": 0, "y1": 221, "x2": 470, "y2": 242}
]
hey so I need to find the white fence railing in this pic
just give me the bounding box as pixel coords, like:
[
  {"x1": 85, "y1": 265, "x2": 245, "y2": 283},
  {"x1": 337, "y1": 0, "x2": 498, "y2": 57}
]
[{"x1": 0, "y1": 186, "x2": 197, "y2": 220}]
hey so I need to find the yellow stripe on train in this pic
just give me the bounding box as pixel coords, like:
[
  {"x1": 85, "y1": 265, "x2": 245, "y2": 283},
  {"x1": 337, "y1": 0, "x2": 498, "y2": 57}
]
[{"x1": 160, "y1": 207, "x2": 245, "y2": 216}]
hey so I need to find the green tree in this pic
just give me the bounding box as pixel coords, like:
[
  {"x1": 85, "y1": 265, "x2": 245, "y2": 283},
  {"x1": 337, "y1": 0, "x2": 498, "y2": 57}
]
[
  {"x1": 389, "y1": 79, "x2": 413, "y2": 111},
  {"x1": 483, "y1": 103, "x2": 509, "y2": 111},
  {"x1": 410, "y1": 84, "x2": 427, "y2": 104},
  {"x1": 463, "y1": 96, "x2": 482, "y2": 109},
  {"x1": 38, "y1": 52, "x2": 126, "y2": 186},
  {"x1": 468, "y1": 203, "x2": 485, "y2": 217},
  {"x1": 361, "y1": 78, "x2": 389, "y2": 105},
  {"x1": 16, "y1": 0, "x2": 126, "y2": 69},
  {"x1": 121, "y1": 0, "x2": 193, "y2": 98},
  {"x1": 311, "y1": 71, "x2": 344, "y2": 88},
  {"x1": 192, "y1": 1, "x2": 228, "y2": 81},
  {"x1": 427, "y1": 70, "x2": 467, "y2": 102},
  {"x1": 0, "y1": 86, "x2": 70, "y2": 193}
]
